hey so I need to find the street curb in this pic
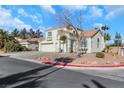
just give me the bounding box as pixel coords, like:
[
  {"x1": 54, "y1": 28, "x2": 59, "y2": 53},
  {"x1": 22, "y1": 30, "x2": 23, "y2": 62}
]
[
  {"x1": 42, "y1": 62, "x2": 124, "y2": 68},
  {"x1": 9, "y1": 56, "x2": 124, "y2": 69}
]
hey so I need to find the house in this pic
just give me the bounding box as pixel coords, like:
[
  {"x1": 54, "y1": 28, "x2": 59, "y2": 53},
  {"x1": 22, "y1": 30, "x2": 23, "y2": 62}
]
[
  {"x1": 118, "y1": 46, "x2": 124, "y2": 56},
  {"x1": 15, "y1": 38, "x2": 40, "y2": 51},
  {"x1": 39, "y1": 25, "x2": 105, "y2": 53}
]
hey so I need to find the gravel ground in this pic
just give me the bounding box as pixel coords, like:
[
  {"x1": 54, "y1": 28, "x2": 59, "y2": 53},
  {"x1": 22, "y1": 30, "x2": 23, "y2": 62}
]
[{"x1": 33, "y1": 52, "x2": 124, "y2": 66}]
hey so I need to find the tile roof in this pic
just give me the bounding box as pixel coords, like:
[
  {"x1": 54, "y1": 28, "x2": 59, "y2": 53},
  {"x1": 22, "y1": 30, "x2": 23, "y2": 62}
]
[
  {"x1": 16, "y1": 38, "x2": 41, "y2": 43},
  {"x1": 78, "y1": 29, "x2": 100, "y2": 38}
]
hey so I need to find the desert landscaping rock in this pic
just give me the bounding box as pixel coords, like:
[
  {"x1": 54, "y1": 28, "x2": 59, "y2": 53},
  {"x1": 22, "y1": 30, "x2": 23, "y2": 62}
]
[{"x1": 33, "y1": 53, "x2": 124, "y2": 66}]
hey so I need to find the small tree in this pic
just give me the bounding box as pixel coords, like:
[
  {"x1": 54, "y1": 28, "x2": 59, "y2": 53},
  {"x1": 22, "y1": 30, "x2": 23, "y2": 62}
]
[
  {"x1": 0, "y1": 29, "x2": 8, "y2": 48},
  {"x1": 56, "y1": 8, "x2": 84, "y2": 55},
  {"x1": 101, "y1": 25, "x2": 110, "y2": 42},
  {"x1": 19, "y1": 28, "x2": 27, "y2": 39},
  {"x1": 114, "y1": 32, "x2": 122, "y2": 46},
  {"x1": 104, "y1": 33, "x2": 111, "y2": 42},
  {"x1": 29, "y1": 28, "x2": 35, "y2": 38},
  {"x1": 35, "y1": 29, "x2": 42, "y2": 38},
  {"x1": 4, "y1": 41, "x2": 21, "y2": 52},
  {"x1": 11, "y1": 28, "x2": 19, "y2": 37}
]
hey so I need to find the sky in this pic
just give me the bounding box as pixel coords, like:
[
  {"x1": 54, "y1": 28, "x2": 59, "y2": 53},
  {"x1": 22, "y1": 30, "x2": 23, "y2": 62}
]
[{"x1": 0, "y1": 5, "x2": 124, "y2": 43}]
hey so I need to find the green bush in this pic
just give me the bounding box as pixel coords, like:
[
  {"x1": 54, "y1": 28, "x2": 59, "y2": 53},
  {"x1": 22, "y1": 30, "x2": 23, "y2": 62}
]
[
  {"x1": 96, "y1": 52, "x2": 105, "y2": 58},
  {"x1": 4, "y1": 41, "x2": 21, "y2": 52}
]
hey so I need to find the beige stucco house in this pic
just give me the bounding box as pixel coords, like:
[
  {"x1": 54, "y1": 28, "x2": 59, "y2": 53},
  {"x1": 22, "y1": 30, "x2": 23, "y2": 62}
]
[
  {"x1": 39, "y1": 25, "x2": 105, "y2": 53},
  {"x1": 15, "y1": 38, "x2": 40, "y2": 51}
]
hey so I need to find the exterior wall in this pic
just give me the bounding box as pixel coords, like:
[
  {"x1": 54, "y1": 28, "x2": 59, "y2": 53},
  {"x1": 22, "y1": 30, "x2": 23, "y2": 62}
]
[
  {"x1": 39, "y1": 43, "x2": 56, "y2": 52},
  {"x1": 118, "y1": 48, "x2": 124, "y2": 56},
  {"x1": 86, "y1": 38, "x2": 92, "y2": 53},
  {"x1": 28, "y1": 44, "x2": 39, "y2": 51},
  {"x1": 20, "y1": 42, "x2": 39, "y2": 51},
  {"x1": 39, "y1": 27, "x2": 105, "y2": 53},
  {"x1": 39, "y1": 29, "x2": 59, "y2": 52},
  {"x1": 39, "y1": 27, "x2": 75, "y2": 52},
  {"x1": 91, "y1": 31, "x2": 105, "y2": 53},
  {"x1": 19, "y1": 42, "x2": 29, "y2": 48}
]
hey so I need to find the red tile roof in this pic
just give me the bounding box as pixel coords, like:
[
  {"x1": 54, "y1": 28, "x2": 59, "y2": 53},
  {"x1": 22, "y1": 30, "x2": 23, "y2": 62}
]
[{"x1": 78, "y1": 29, "x2": 100, "y2": 38}]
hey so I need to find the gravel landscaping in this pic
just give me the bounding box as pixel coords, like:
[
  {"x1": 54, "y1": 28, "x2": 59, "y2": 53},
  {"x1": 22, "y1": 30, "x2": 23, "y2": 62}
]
[{"x1": 32, "y1": 52, "x2": 124, "y2": 66}]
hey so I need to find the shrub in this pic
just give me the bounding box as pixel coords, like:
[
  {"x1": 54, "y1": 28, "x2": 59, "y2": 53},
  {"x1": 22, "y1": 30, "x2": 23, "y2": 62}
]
[
  {"x1": 96, "y1": 52, "x2": 105, "y2": 58},
  {"x1": 4, "y1": 41, "x2": 21, "y2": 52},
  {"x1": 111, "y1": 51, "x2": 118, "y2": 56}
]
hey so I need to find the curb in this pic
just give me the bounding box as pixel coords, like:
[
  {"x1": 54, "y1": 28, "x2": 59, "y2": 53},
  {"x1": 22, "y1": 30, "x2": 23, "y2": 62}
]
[
  {"x1": 42, "y1": 61, "x2": 124, "y2": 68},
  {"x1": 9, "y1": 56, "x2": 124, "y2": 68}
]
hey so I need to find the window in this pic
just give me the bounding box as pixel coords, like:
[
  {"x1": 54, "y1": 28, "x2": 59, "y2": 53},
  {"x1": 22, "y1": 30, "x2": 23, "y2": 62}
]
[
  {"x1": 80, "y1": 38, "x2": 87, "y2": 47},
  {"x1": 48, "y1": 32, "x2": 52, "y2": 37},
  {"x1": 47, "y1": 32, "x2": 52, "y2": 41},
  {"x1": 97, "y1": 38, "x2": 100, "y2": 48}
]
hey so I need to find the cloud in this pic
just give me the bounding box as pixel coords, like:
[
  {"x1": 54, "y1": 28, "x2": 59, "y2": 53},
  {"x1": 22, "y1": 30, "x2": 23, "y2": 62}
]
[
  {"x1": 12, "y1": 18, "x2": 32, "y2": 30},
  {"x1": 41, "y1": 5, "x2": 56, "y2": 14},
  {"x1": 0, "y1": 6, "x2": 32, "y2": 31},
  {"x1": 62, "y1": 5, "x2": 87, "y2": 12},
  {"x1": 105, "y1": 6, "x2": 124, "y2": 20},
  {"x1": 88, "y1": 6, "x2": 103, "y2": 18},
  {"x1": 18, "y1": 8, "x2": 42, "y2": 24},
  {"x1": 93, "y1": 23, "x2": 103, "y2": 28},
  {"x1": 82, "y1": 6, "x2": 103, "y2": 20}
]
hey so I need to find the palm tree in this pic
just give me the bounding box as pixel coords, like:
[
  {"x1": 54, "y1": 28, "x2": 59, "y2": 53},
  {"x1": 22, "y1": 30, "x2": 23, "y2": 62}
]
[
  {"x1": 19, "y1": 28, "x2": 27, "y2": 39},
  {"x1": 0, "y1": 29, "x2": 8, "y2": 48},
  {"x1": 60, "y1": 35, "x2": 67, "y2": 52},
  {"x1": 101, "y1": 25, "x2": 109, "y2": 31},
  {"x1": 101, "y1": 25, "x2": 110, "y2": 42},
  {"x1": 29, "y1": 28, "x2": 35, "y2": 38},
  {"x1": 35, "y1": 29, "x2": 42, "y2": 38}
]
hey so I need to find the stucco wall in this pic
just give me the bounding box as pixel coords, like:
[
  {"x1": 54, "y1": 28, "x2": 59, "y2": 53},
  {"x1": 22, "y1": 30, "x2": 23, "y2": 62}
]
[
  {"x1": 91, "y1": 31, "x2": 105, "y2": 53},
  {"x1": 39, "y1": 29, "x2": 59, "y2": 52},
  {"x1": 86, "y1": 38, "x2": 92, "y2": 53},
  {"x1": 28, "y1": 44, "x2": 39, "y2": 50}
]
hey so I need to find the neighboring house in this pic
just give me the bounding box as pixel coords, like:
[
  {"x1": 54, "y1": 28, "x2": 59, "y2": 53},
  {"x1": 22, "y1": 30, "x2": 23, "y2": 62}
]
[
  {"x1": 15, "y1": 38, "x2": 40, "y2": 51},
  {"x1": 39, "y1": 25, "x2": 105, "y2": 53},
  {"x1": 118, "y1": 46, "x2": 124, "y2": 56}
]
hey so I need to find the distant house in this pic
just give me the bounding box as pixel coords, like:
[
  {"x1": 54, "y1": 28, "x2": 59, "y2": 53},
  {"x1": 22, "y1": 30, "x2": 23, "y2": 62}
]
[
  {"x1": 15, "y1": 38, "x2": 40, "y2": 51},
  {"x1": 118, "y1": 46, "x2": 124, "y2": 56},
  {"x1": 39, "y1": 25, "x2": 105, "y2": 53}
]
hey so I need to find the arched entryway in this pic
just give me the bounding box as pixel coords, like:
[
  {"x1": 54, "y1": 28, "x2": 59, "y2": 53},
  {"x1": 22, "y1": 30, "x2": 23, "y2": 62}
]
[{"x1": 59, "y1": 35, "x2": 67, "y2": 52}]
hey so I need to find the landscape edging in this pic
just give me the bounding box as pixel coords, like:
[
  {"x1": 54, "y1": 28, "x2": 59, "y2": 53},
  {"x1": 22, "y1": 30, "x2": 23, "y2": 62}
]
[{"x1": 42, "y1": 61, "x2": 124, "y2": 68}]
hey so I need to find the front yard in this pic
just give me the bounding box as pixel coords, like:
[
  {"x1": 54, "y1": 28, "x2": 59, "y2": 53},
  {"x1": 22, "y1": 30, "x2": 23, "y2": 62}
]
[{"x1": 32, "y1": 52, "x2": 124, "y2": 66}]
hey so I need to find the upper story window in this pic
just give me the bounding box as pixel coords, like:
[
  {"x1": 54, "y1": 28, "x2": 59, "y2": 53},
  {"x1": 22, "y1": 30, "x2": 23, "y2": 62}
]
[
  {"x1": 47, "y1": 32, "x2": 52, "y2": 41},
  {"x1": 48, "y1": 32, "x2": 52, "y2": 37},
  {"x1": 97, "y1": 38, "x2": 100, "y2": 48}
]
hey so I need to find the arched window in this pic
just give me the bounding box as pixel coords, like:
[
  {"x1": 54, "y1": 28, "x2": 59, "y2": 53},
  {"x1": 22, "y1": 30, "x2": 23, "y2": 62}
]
[
  {"x1": 97, "y1": 38, "x2": 100, "y2": 48},
  {"x1": 80, "y1": 38, "x2": 87, "y2": 47}
]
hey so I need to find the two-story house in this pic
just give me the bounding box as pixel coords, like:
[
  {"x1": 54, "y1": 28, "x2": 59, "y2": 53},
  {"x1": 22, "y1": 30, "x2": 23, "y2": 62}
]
[{"x1": 39, "y1": 25, "x2": 105, "y2": 53}]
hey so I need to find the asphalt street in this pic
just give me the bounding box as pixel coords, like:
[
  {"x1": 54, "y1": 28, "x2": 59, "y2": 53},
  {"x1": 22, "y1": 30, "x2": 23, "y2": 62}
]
[{"x1": 0, "y1": 56, "x2": 124, "y2": 88}]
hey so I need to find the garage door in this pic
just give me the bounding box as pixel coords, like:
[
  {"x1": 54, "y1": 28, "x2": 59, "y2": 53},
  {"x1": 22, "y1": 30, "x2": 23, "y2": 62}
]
[{"x1": 41, "y1": 44, "x2": 55, "y2": 52}]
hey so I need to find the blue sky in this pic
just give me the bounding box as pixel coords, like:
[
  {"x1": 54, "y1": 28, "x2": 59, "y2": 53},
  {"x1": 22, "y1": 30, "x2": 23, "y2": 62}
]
[{"x1": 0, "y1": 5, "x2": 124, "y2": 43}]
